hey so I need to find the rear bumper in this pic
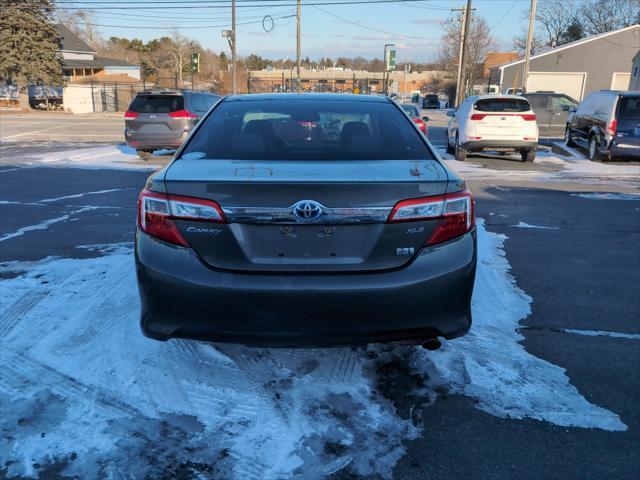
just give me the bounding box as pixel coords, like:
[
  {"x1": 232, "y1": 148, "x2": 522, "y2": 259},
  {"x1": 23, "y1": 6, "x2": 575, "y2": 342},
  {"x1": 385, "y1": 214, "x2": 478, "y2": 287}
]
[
  {"x1": 610, "y1": 141, "x2": 640, "y2": 160},
  {"x1": 135, "y1": 229, "x2": 477, "y2": 347},
  {"x1": 463, "y1": 139, "x2": 538, "y2": 151},
  {"x1": 125, "y1": 130, "x2": 190, "y2": 151}
]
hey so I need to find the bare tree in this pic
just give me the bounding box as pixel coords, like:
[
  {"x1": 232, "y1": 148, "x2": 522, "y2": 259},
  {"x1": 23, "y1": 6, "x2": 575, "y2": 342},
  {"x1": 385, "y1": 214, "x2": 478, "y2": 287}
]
[
  {"x1": 580, "y1": 0, "x2": 640, "y2": 34},
  {"x1": 165, "y1": 30, "x2": 191, "y2": 87},
  {"x1": 512, "y1": 34, "x2": 545, "y2": 55},
  {"x1": 55, "y1": 8, "x2": 101, "y2": 49},
  {"x1": 439, "y1": 14, "x2": 497, "y2": 88},
  {"x1": 534, "y1": 0, "x2": 581, "y2": 48}
]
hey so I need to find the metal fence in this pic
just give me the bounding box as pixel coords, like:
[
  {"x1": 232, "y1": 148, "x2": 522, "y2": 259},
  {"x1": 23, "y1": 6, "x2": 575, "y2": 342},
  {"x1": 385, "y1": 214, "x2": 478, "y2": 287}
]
[{"x1": 247, "y1": 75, "x2": 387, "y2": 95}]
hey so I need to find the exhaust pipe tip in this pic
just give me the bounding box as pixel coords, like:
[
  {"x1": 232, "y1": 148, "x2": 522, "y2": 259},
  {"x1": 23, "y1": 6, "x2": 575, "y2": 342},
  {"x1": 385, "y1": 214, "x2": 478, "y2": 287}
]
[{"x1": 421, "y1": 338, "x2": 442, "y2": 351}]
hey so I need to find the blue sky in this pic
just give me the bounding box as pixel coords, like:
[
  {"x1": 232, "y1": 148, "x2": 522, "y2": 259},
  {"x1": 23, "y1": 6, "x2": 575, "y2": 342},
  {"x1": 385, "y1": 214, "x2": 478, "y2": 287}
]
[{"x1": 84, "y1": 0, "x2": 530, "y2": 61}]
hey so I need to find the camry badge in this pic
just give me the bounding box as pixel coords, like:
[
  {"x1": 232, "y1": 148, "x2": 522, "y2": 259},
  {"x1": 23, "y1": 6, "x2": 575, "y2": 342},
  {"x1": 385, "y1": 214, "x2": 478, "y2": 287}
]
[{"x1": 292, "y1": 200, "x2": 323, "y2": 221}]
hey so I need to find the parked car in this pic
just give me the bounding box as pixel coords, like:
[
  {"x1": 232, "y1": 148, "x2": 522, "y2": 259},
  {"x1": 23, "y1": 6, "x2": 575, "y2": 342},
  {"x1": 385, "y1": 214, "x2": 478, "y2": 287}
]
[
  {"x1": 400, "y1": 103, "x2": 429, "y2": 134},
  {"x1": 446, "y1": 95, "x2": 539, "y2": 162},
  {"x1": 422, "y1": 94, "x2": 440, "y2": 109},
  {"x1": 136, "y1": 94, "x2": 477, "y2": 347},
  {"x1": 124, "y1": 89, "x2": 220, "y2": 158},
  {"x1": 565, "y1": 90, "x2": 640, "y2": 161},
  {"x1": 524, "y1": 91, "x2": 578, "y2": 137}
]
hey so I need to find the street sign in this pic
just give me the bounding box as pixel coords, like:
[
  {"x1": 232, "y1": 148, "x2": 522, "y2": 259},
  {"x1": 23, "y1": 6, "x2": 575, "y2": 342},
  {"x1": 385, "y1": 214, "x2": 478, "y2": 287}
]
[
  {"x1": 191, "y1": 52, "x2": 200, "y2": 73},
  {"x1": 386, "y1": 48, "x2": 396, "y2": 71}
]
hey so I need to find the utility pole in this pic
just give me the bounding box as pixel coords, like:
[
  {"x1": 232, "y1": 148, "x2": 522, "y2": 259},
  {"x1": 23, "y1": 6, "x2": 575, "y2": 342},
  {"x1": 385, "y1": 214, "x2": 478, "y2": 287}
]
[
  {"x1": 451, "y1": 6, "x2": 467, "y2": 107},
  {"x1": 522, "y1": 0, "x2": 538, "y2": 93},
  {"x1": 232, "y1": 0, "x2": 237, "y2": 94},
  {"x1": 454, "y1": 0, "x2": 473, "y2": 107},
  {"x1": 296, "y1": 0, "x2": 301, "y2": 89}
]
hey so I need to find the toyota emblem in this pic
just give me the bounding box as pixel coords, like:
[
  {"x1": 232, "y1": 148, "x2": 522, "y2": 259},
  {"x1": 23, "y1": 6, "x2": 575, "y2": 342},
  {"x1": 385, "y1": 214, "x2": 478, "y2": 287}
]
[{"x1": 292, "y1": 200, "x2": 323, "y2": 221}]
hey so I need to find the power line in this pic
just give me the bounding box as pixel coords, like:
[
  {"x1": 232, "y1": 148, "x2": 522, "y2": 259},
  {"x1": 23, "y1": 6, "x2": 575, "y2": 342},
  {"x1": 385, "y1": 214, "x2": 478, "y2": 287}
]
[{"x1": 309, "y1": 3, "x2": 442, "y2": 40}]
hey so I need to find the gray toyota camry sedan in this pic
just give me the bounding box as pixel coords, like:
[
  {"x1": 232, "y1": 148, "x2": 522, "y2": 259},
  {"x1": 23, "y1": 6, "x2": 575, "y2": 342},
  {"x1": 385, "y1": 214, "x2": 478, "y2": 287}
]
[{"x1": 135, "y1": 93, "x2": 476, "y2": 347}]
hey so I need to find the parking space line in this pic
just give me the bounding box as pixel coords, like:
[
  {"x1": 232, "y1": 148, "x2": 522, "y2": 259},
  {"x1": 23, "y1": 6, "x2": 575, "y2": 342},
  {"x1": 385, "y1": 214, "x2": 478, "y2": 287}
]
[{"x1": 1, "y1": 124, "x2": 70, "y2": 140}]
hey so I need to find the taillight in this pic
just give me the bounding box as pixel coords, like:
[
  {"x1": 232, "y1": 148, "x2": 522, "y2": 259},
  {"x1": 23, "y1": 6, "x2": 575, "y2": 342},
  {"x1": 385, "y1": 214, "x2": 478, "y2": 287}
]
[
  {"x1": 137, "y1": 189, "x2": 226, "y2": 246},
  {"x1": 124, "y1": 110, "x2": 139, "y2": 119},
  {"x1": 520, "y1": 114, "x2": 536, "y2": 121},
  {"x1": 387, "y1": 191, "x2": 475, "y2": 246},
  {"x1": 168, "y1": 109, "x2": 197, "y2": 119},
  {"x1": 470, "y1": 114, "x2": 486, "y2": 121},
  {"x1": 606, "y1": 118, "x2": 617, "y2": 136}
]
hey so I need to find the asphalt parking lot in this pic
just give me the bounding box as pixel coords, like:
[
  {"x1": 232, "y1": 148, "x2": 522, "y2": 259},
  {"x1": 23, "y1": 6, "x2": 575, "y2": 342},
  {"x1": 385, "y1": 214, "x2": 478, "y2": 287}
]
[{"x1": 1, "y1": 111, "x2": 639, "y2": 479}]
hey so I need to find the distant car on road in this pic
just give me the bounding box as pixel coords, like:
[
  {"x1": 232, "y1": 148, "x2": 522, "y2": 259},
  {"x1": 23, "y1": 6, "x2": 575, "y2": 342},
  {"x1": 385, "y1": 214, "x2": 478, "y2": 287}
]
[
  {"x1": 446, "y1": 95, "x2": 539, "y2": 162},
  {"x1": 124, "y1": 89, "x2": 220, "y2": 158},
  {"x1": 524, "y1": 91, "x2": 578, "y2": 138},
  {"x1": 422, "y1": 94, "x2": 440, "y2": 109},
  {"x1": 565, "y1": 90, "x2": 640, "y2": 161},
  {"x1": 400, "y1": 103, "x2": 429, "y2": 134},
  {"x1": 136, "y1": 93, "x2": 476, "y2": 347}
]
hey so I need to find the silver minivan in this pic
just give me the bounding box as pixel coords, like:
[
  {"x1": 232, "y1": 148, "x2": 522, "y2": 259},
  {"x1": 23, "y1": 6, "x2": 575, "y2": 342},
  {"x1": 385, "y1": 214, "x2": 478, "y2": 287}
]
[{"x1": 124, "y1": 89, "x2": 220, "y2": 158}]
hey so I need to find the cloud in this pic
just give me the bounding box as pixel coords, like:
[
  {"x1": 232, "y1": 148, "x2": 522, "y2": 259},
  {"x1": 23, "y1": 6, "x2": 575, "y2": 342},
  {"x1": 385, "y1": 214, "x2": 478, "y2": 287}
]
[{"x1": 410, "y1": 18, "x2": 444, "y2": 25}]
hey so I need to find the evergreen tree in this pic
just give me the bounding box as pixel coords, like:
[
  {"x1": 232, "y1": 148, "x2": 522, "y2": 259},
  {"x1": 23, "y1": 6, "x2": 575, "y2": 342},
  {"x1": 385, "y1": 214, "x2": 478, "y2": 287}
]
[{"x1": 0, "y1": 0, "x2": 63, "y2": 103}]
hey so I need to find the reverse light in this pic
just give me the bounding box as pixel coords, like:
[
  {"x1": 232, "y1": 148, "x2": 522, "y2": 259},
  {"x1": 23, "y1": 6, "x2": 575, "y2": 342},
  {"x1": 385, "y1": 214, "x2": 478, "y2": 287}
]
[
  {"x1": 387, "y1": 191, "x2": 475, "y2": 246},
  {"x1": 606, "y1": 118, "x2": 617, "y2": 136},
  {"x1": 124, "y1": 110, "x2": 139, "y2": 119},
  {"x1": 138, "y1": 189, "x2": 226, "y2": 246},
  {"x1": 168, "y1": 109, "x2": 197, "y2": 119}
]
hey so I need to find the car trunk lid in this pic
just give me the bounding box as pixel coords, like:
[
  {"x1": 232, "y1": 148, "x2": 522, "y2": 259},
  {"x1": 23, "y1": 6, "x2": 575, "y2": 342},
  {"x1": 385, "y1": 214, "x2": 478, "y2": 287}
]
[{"x1": 163, "y1": 158, "x2": 451, "y2": 272}]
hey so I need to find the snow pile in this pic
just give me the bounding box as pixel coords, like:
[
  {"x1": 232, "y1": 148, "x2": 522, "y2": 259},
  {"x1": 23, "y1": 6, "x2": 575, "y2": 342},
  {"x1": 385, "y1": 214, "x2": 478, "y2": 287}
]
[
  {"x1": 417, "y1": 220, "x2": 627, "y2": 431},
  {"x1": 4, "y1": 144, "x2": 163, "y2": 171},
  {"x1": 0, "y1": 244, "x2": 416, "y2": 479},
  {"x1": 0, "y1": 223, "x2": 627, "y2": 478},
  {"x1": 439, "y1": 149, "x2": 640, "y2": 187},
  {"x1": 571, "y1": 192, "x2": 640, "y2": 201}
]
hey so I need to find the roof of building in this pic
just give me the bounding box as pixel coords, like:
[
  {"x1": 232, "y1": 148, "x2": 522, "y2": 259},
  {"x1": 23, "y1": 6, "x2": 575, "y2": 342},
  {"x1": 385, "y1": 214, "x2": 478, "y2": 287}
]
[
  {"x1": 71, "y1": 73, "x2": 141, "y2": 84},
  {"x1": 56, "y1": 24, "x2": 95, "y2": 54},
  {"x1": 62, "y1": 56, "x2": 139, "y2": 69},
  {"x1": 485, "y1": 52, "x2": 520, "y2": 68},
  {"x1": 500, "y1": 24, "x2": 640, "y2": 70}
]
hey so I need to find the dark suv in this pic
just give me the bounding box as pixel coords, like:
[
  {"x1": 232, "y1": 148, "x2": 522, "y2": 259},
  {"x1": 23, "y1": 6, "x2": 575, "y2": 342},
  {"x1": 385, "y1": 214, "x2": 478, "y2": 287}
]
[
  {"x1": 565, "y1": 90, "x2": 640, "y2": 161},
  {"x1": 422, "y1": 94, "x2": 440, "y2": 109},
  {"x1": 124, "y1": 89, "x2": 220, "y2": 158},
  {"x1": 524, "y1": 91, "x2": 578, "y2": 138}
]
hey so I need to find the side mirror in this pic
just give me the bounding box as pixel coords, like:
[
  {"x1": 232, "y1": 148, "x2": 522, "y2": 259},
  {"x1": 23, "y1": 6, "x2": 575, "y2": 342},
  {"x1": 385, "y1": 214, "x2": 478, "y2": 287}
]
[
  {"x1": 446, "y1": 110, "x2": 455, "y2": 117},
  {"x1": 422, "y1": 116, "x2": 430, "y2": 122}
]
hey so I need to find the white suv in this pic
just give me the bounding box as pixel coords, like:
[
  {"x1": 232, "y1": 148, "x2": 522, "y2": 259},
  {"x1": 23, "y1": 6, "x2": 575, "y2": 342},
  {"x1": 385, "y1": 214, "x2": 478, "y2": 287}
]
[{"x1": 446, "y1": 95, "x2": 539, "y2": 162}]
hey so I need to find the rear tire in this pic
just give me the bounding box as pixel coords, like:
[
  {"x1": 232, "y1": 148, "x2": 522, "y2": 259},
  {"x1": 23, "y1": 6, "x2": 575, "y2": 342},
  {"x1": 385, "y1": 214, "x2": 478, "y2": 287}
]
[
  {"x1": 564, "y1": 127, "x2": 576, "y2": 147},
  {"x1": 455, "y1": 135, "x2": 467, "y2": 161},
  {"x1": 137, "y1": 150, "x2": 152, "y2": 159},
  {"x1": 588, "y1": 136, "x2": 602, "y2": 162},
  {"x1": 521, "y1": 149, "x2": 536, "y2": 162},
  {"x1": 446, "y1": 134, "x2": 455, "y2": 154}
]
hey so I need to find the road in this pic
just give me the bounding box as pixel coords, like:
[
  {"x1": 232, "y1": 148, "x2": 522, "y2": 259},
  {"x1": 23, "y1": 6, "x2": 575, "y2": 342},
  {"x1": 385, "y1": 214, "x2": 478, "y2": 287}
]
[{"x1": 1, "y1": 111, "x2": 639, "y2": 479}]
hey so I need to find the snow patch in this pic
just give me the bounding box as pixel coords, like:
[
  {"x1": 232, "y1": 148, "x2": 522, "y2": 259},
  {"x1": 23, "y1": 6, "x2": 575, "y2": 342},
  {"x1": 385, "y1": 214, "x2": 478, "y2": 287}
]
[
  {"x1": 571, "y1": 192, "x2": 640, "y2": 201},
  {"x1": 7, "y1": 144, "x2": 162, "y2": 171},
  {"x1": 512, "y1": 221, "x2": 559, "y2": 230},
  {"x1": 0, "y1": 222, "x2": 627, "y2": 478},
  {"x1": 416, "y1": 220, "x2": 627, "y2": 431},
  {"x1": 561, "y1": 329, "x2": 640, "y2": 340}
]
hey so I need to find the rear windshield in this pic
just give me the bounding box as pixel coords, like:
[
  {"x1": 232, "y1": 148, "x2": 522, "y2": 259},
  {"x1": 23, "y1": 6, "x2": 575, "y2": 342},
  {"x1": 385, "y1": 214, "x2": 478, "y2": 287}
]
[
  {"x1": 129, "y1": 95, "x2": 184, "y2": 113},
  {"x1": 618, "y1": 97, "x2": 640, "y2": 119},
  {"x1": 180, "y1": 99, "x2": 433, "y2": 160},
  {"x1": 474, "y1": 98, "x2": 531, "y2": 113},
  {"x1": 400, "y1": 104, "x2": 419, "y2": 118}
]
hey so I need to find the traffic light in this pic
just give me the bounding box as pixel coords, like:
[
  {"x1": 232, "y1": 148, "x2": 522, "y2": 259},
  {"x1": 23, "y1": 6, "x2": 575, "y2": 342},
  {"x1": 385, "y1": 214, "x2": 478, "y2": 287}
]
[{"x1": 191, "y1": 52, "x2": 200, "y2": 73}]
